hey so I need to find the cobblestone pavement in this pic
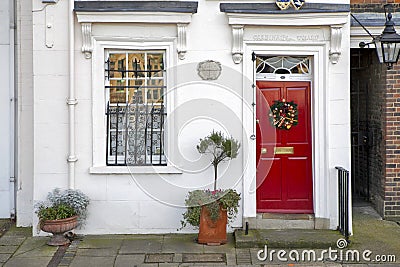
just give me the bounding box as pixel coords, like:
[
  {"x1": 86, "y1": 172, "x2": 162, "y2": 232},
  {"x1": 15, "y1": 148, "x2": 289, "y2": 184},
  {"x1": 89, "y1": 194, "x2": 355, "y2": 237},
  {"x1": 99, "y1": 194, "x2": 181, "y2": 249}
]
[{"x1": 0, "y1": 204, "x2": 399, "y2": 266}]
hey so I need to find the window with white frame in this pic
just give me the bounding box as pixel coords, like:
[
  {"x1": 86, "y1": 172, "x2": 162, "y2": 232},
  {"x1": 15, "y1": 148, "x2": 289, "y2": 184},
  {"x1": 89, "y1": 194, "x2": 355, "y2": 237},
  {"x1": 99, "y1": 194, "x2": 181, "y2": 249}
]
[{"x1": 105, "y1": 50, "x2": 167, "y2": 166}]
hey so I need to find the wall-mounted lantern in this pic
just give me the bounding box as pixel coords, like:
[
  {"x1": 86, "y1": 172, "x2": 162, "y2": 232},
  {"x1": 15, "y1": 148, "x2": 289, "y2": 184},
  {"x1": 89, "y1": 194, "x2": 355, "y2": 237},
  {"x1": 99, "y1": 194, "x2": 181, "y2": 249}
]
[{"x1": 353, "y1": 5, "x2": 400, "y2": 70}]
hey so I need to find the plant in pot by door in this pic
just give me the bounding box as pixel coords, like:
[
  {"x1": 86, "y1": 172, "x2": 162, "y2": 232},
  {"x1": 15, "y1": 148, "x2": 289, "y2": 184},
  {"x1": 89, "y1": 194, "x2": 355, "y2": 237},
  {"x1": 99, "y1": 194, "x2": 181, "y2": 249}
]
[
  {"x1": 181, "y1": 131, "x2": 241, "y2": 245},
  {"x1": 35, "y1": 188, "x2": 90, "y2": 246}
]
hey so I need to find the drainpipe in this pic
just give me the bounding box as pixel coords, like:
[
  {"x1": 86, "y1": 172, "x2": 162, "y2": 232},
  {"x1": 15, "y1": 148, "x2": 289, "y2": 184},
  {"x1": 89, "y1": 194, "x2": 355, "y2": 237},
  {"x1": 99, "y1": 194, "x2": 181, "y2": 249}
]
[
  {"x1": 67, "y1": 0, "x2": 77, "y2": 189},
  {"x1": 10, "y1": 0, "x2": 16, "y2": 219}
]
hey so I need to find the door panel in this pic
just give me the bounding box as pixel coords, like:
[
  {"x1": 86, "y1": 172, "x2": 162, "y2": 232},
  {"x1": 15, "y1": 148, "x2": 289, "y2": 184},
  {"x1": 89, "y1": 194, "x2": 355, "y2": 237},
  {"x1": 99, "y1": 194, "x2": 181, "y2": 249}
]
[
  {"x1": 287, "y1": 157, "x2": 309, "y2": 199},
  {"x1": 258, "y1": 158, "x2": 282, "y2": 200},
  {"x1": 286, "y1": 86, "x2": 309, "y2": 144},
  {"x1": 256, "y1": 81, "x2": 313, "y2": 213}
]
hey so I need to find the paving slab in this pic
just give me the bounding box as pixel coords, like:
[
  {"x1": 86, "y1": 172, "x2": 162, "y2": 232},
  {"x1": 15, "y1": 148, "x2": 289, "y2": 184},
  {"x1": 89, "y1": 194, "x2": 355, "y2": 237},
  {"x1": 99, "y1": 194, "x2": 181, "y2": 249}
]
[
  {"x1": 75, "y1": 248, "x2": 119, "y2": 257},
  {"x1": 349, "y1": 206, "x2": 400, "y2": 262},
  {"x1": 3, "y1": 226, "x2": 31, "y2": 237},
  {"x1": 236, "y1": 248, "x2": 252, "y2": 265},
  {"x1": 250, "y1": 247, "x2": 341, "y2": 265},
  {"x1": 0, "y1": 237, "x2": 26, "y2": 246},
  {"x1": 162, "y1": 234, "x2": 203, "y2": 253},
  {"x1": 236, "y1": 229, "x2": 343, "y2": 249},
  {"x1": 77, "y1": 237, "x2": 123, "y2": 249},
  {"x1": 0, "y1": 253, "x2": 12, "y2": 263},
  {"x1": 191, "y1": 263, "x2": 227, "y2": 266},
  {"x1": 114, "y1": 254, "x2": 145, "y2": 266},
  {"x1": 366, "y1": 264, "x2": 400, "y2": 267},
  {"x1": 202, "y1": 233, "x2": 235, "y2": 253},
  {"x1": 3, "y1": 256, "x2": 53, "y2": 267},
  {"x1": 158, "y1": 264, "x2": 183, "y2": 267},
  {"x1": 69, "y1": 256, "x2": 116, "y2": 267},
  {"x1": 173, "y1": 253, "x2": 182, "y2": 263},
  {"x1": 12, "y1": 237, "x2": 57, "y2": 258},
  {"x1": 0, "y1": 246, "x2": 18, "y2": 254},
  {"x1": 226, "y1": 252, "x2": 236, "y2": 265},
  {"x1": 341, "y1": 264, "x2": 369, "y2": 267},
  {"x1": 119, "y1": 237, "x2": 163, "y2": 254},
  {"x1": 59, "y1": 256, "x2": 74, "y2": 266}
]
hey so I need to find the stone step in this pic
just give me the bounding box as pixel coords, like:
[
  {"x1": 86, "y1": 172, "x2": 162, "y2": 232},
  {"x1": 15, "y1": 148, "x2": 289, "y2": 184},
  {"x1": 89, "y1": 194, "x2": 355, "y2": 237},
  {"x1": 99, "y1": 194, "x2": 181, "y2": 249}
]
[
  {"x1": 235, "y1": 229, "x2": 344, "y2": 249},
  {"x1": 247, "y1": 213, "x2": 315, "y2": 229}
]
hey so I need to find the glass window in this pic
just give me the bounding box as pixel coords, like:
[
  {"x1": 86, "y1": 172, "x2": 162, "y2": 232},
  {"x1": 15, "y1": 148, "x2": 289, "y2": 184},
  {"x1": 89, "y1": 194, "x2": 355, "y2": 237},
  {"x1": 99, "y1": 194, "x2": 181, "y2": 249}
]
[
  {"x1": 105, "y1": 50, "x2": 167, "y2": 166},
  {"x1": 256, "y1": 56, "x2": 311, "y2": 75}
]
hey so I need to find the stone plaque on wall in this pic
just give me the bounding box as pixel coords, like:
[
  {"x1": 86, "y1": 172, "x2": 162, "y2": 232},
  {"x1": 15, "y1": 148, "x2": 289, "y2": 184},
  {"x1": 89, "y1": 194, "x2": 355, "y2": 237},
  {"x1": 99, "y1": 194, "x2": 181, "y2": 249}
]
[{"x1": 197, "y1": 60, "x2": 222, "y2": 80}]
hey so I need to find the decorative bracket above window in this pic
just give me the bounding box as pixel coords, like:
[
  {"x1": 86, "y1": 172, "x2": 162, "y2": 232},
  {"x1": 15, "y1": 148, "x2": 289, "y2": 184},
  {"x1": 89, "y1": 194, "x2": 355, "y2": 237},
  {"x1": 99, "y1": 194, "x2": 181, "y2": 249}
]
[
  {"x1": 81, "y1": 23, "x2": 93, "y2": 59},
  {"x1": 177, "y1": 23, "x2": 188, "y2": 60},
  {"x1": 329, "y1": 25, "x2": 343, "y2": 64},
  {"x1": 74, "y1": 1, "x2": 198, "y2": 60},
  {"x1": 232, "y1": 25, "x2": 244, "y2": 64}
]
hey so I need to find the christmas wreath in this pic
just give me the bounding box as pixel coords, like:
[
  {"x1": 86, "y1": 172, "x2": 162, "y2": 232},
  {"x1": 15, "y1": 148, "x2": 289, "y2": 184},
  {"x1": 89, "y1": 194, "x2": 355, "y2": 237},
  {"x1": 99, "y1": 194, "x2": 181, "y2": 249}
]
[{"x1": 269, "y1": 99, "x2": 298, "y2": 130}]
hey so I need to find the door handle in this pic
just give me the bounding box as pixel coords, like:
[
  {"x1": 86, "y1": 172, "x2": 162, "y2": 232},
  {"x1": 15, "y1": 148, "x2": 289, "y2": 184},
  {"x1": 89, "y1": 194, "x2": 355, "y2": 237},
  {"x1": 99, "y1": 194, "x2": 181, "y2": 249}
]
[{"x1": 261, "y1": 148, "x2": 267, "y2": 154}]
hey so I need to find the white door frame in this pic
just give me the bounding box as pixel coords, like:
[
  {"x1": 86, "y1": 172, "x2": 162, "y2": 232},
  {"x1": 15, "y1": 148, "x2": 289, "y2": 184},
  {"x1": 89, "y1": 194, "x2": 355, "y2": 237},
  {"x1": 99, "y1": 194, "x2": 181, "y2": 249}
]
[{"x1": 241, "y1": 43, "x2": 330, "y2": 224}]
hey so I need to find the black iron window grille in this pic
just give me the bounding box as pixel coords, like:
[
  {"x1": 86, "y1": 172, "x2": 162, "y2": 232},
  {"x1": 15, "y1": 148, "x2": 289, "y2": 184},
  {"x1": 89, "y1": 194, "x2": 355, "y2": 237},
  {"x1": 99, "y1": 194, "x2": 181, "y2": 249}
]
[
  {"x1": 105, "y1": 51, "x2": 167, "y2": 166},
  {"x1": 106, "y1": 102, "x2": 166, "y2": 166}
]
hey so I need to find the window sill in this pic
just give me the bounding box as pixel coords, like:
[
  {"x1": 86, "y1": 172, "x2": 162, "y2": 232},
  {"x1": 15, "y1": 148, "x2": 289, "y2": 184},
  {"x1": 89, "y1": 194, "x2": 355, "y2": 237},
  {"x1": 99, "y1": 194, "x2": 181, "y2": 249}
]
[{"x1": 89, "y1": 165, "x2": 183, "y2": 174}]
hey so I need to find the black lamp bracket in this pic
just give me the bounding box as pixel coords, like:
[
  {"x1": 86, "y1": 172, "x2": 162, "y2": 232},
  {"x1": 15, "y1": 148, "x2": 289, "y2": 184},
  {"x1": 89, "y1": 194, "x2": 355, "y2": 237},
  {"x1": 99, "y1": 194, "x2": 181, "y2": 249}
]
[{"x1": 351, "y1": 13, "x2": 375, "y2": 39}]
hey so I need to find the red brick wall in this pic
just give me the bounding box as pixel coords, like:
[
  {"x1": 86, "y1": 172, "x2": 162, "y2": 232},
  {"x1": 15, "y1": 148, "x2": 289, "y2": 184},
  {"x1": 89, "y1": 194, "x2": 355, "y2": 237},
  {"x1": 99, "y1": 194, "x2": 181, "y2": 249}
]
[
  {"x1": 351, "y1": 0, "x2": 400, "y2": 3},
  {"x1": 385, "y1": 66, "x2": 400, "y2": 219},
  {"x1": 351, "y1": 1, "x2": 400, "y2": 12}
]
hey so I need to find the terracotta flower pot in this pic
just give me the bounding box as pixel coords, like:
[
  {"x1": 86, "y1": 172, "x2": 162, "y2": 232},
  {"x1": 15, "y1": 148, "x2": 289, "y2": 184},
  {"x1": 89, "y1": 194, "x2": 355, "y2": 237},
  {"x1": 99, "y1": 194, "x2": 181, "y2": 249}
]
[
  {"x1": 40, "y1": 215, "x2": 78, "y2": 246},
  {"x1": 197, "y1": 205, "x2": 227, "y2": 245}
]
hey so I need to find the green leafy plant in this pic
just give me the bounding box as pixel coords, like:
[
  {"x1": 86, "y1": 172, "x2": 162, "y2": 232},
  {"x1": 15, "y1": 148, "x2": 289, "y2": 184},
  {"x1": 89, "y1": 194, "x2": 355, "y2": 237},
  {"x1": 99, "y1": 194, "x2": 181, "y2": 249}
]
[
  {"x1": 197, "y1": 131, "x2": 240, "y2": 190},
  {"x1": 181, "y1": 189, "x2": 241, "y2": 228},
  {"x1": 181, "y1": 131, "x2": 241, "y2": 229},
  {"x1": 35, "y1": 188, "x2": 90, "y2": 225}
]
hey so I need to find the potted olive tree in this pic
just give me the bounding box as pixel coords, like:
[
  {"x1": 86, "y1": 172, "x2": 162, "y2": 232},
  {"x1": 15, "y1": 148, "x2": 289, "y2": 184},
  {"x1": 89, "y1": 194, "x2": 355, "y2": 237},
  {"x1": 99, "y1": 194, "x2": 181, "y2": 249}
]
[
  {"x1": 181, "y1": 131, "x2": 241, "y2": 245},
  {"x1": 35, "y1": 188, "x2": 90, "y2": 246}
]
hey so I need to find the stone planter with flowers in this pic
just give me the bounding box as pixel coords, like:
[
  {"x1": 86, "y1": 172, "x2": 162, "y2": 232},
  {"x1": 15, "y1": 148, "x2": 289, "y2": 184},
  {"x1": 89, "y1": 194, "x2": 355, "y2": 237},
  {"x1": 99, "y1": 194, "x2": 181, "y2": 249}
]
[{"x1": 35, "y1": 188, "x2": 90, "y2": 246}]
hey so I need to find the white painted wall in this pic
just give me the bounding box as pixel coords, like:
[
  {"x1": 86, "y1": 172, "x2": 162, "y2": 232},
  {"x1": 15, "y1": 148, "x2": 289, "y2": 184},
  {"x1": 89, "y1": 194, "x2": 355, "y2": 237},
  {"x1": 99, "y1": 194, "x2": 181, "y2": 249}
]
[
  {"x1": 16, "y1": 0, "x2": 34, "y2": 226},
  {"x1": 26, "y1": 0, "x2": 351, "y2": 234},
  {"x1": 0, "y1": 0, "x2": 13, "y2": 218}
]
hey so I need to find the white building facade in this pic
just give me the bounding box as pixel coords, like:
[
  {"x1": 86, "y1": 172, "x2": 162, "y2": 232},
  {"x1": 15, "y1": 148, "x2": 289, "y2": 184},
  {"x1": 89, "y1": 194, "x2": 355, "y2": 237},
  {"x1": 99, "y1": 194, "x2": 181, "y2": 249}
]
[
  {"x1": 0, "y1": 0, "x2": 15, "y2": 220},
  {"x1": 15, "y1": 0, "x2": 351, "y2": 235}
]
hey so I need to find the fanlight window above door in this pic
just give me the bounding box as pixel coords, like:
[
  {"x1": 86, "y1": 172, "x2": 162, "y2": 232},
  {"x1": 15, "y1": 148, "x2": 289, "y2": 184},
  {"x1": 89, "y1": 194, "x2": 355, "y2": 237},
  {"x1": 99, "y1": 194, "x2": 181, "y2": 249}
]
[{"x1": 256, "y1": 56, "x2": 311, "y2": 75}]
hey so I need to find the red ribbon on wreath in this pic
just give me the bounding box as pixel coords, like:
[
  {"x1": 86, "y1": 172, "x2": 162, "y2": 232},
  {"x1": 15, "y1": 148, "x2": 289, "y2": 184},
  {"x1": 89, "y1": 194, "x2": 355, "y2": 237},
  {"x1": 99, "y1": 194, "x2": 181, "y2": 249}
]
[{"x1": 269, "y1": 99, "x2": 298, "y2": 130}]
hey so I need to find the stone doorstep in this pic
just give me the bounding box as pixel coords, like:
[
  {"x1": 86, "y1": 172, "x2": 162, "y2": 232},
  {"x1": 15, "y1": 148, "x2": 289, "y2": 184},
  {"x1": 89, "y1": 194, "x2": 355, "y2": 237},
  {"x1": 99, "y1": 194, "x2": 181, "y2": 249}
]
[
  {"x1": 261, "y1": 213, "x2": 314, "y2": 220},
  {"x1": 235, "y1": 229, "x2": 343, "y2": 249},
  {"x1": 247, "y1": 213, "x2": 316, "y2": 230}
]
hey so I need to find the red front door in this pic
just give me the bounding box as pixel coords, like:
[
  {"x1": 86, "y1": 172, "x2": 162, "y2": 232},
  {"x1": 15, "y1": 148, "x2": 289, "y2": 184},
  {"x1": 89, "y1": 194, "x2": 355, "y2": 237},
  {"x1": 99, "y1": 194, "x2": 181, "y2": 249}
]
[{"x1": 256, "y1": 81, "x2": 313, "y2": 213}]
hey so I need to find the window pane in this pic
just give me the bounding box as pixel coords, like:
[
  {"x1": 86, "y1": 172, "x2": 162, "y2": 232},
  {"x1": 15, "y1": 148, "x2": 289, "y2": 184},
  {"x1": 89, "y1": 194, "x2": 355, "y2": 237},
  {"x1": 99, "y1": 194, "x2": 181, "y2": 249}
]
[
  {"x1": 109, "y1": 80, "x2": 127, "y2": 103},
  {"x1": 128, "y1": 80, "x2": 144, "y2": 104},
  {"x1": 147, "y1": 79, "x2": 164, "y2": 103},
  {"x1": 148, "y1": 53, "x2": 164, "y2": 78},
  {"x1": 109, "y1": 53, "x2": 126, "y2": 79},
  {"x1": 128, "y1": 53, "x2": 145, "y2": 78}
]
